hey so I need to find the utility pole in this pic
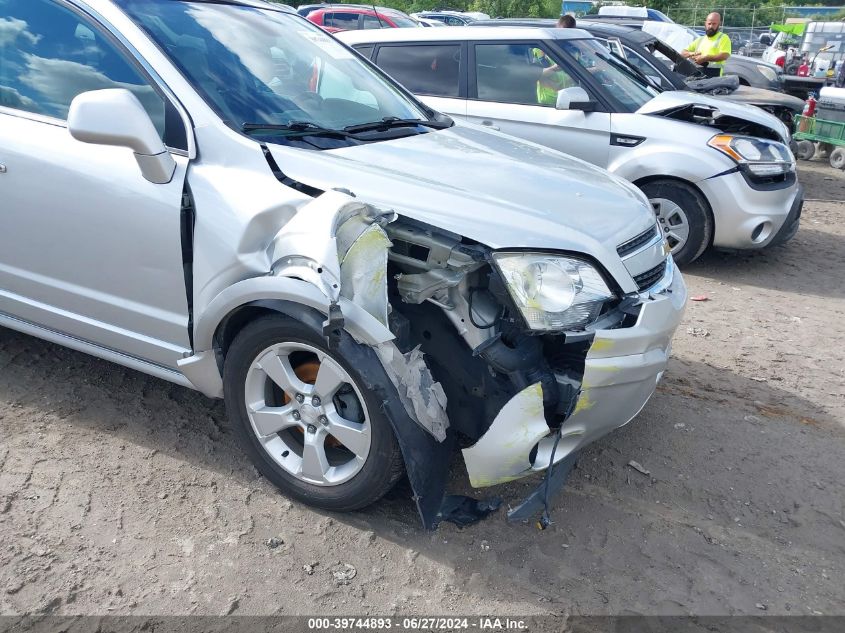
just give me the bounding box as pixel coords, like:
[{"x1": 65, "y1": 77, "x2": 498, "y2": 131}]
[{"x1": 751, "y1": 7, "x2": 756, "y2": 42}]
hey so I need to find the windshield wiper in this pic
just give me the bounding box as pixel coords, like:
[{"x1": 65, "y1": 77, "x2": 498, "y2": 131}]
[
  {"x1": 242, "y1": 121, "x2": 354, "y2": 138},
  {"x1": 343, "y1": 116, "x2": 451, "y2": 134},
  {"x1": 609, "y1": 53, "x2": 664, "y2": 91},
  {"x1": 605, "y1": 54, "x2": 661, "y2": 92}
]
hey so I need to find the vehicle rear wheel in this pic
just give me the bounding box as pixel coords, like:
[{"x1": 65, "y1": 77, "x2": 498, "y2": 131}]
[
  {"x1": 829, "y1": 147, "x2": 845, "y2": 170},
  {"x1": 640, "y1": 180, "x2": 712, "y2": 266},
  {"x1": 223, "y1": 314, "x2": 404, "y2": 512},
  {"x1": 796, "y1": 140, "x2": 816, "y2": 161}
]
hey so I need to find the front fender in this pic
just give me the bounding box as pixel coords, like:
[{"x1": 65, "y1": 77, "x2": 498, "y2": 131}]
[
  {"x1": 608, "y1": 114, "x2": 735, "y2": 185},
  {"x1": 179, "y1": 276, "x2": 395, "y2": 398},
  {"x1": 196, "y1": 275, "x2": 394, "y2": 352},
  {"x1": 609, "y1": 139, "x2": 733, "y2": 186}
]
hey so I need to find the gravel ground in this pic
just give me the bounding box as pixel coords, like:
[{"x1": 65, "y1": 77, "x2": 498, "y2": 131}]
[{"x1": 0, "y1": 161, "x2": 843, "y2": 617}]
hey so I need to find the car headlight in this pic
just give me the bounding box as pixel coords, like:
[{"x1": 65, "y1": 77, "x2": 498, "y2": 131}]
[
  {"x1": 493, "y1": 252, "x2": 614, "y2": 331},
  {"x1": 756, "y1": 65, "x2": 779, "y2": 82},
  {"x1": 708, "y1": 134, "x2": 795, "y2": 177}
]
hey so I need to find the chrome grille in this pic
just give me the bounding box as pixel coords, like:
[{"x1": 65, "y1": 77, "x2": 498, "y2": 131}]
[
  {"x1": 634, "y1": 259, "x2": 667, "y2": 291},
  {"x1": 617, "y1": 225, "x2": 659, "y2": 258}
]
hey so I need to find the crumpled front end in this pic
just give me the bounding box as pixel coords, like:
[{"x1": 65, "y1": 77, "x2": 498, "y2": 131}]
[
  {"x1": 462, "y1": 261, "x2": 686, "y2": 488},
  {"x1": 379, "y1": 210, "x2": 686, "y2": 522},
  {"x1": 189, "y1": 181, "x2": 686, "y2": 528}
]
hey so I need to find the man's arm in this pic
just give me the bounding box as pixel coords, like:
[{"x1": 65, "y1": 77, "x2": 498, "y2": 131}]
[{"x1": 681, "y1": 38, "x2": 699, "y2": 59}]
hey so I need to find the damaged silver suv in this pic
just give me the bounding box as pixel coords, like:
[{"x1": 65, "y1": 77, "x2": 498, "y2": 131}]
[{"x1": 0, "y1": 0, "x2": 686, "y2": 527}]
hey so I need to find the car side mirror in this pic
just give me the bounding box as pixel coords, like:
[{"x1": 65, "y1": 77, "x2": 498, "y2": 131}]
[
  {"x1": 555, "y1": 86, "x2": 596, "y2": 112},
  {"x1": 759, "y1": 34, "x2": 772, "y2": 47},
  {"x1": 68, "y1": 88, "x2": 176, "y2": 184}
]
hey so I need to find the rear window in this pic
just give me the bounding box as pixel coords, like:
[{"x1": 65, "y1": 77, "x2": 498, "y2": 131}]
[{"x1": 374, "y1": 44, "x2": 460, "y2": 97}]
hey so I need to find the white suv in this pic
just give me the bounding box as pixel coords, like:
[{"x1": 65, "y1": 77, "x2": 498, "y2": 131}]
[
  {"x1": 340, "y1": 26, "x2": 804, "y2": 265},
  {"x1": 0, "y1": 0, "x2": 685, "y2": 526}
]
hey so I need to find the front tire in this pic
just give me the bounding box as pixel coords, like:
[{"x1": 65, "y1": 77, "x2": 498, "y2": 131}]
[
  {"x1": 640, "y1": 179, "x2": 713, "y2": 266},
  {"x1": 223, "y1": 314, "x2": 404, "y2": 512},
  {"x1": 830, "y1": 147, "x2": 845, "y2": 170}
]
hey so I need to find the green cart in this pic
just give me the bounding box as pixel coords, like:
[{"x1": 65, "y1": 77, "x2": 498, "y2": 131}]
[{"x1": 793, "y1": 114, "x2": 845, "y2": 169}]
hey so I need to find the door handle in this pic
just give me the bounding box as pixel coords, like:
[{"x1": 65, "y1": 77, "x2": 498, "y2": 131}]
[
  {"x1": 0, "y1": 164, "x2": 6, "y2": 174},
  {"x1": 481, "y1": 120, "x2": 500, "y2": 131}
]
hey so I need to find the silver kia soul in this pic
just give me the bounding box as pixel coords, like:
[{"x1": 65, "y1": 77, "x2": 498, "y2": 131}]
[{"x1": 0, "y1": 0, "x2": 686, "y2": 526}]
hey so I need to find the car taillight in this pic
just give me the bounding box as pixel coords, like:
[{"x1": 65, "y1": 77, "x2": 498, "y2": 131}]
[{"x1": 776, "y1": 57, "x2": 785, "y2": 68}]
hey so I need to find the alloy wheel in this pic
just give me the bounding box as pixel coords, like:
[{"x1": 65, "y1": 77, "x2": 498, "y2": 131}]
[
  {"x1": 650, "y1": 197, "x2": 691, "y2": 255},
  {"x1": 243, "y1": 342, "x2": 372, "y2": 486}
]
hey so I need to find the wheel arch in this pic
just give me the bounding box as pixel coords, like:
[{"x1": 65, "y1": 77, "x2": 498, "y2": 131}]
[
  {"x1": 633, "y1": 174, "x2": 715, "y2": 239},
  {"x1": 633, "y1": 175, "x2": 717, "y2": 260},
  {"x1": 216, "y1": 299, "x2": 454, "y2": 529},
  {"x1": 178, "y1": 276, "x2": 394, "y2": 399}
]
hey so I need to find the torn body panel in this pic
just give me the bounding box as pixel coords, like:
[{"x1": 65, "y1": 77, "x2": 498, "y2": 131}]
[
  {"x1": 461, "y1": 261, "x2": 686, "y2": 488},
  {"x1": 268, "y1": 192, "x2": 451, "y2": 442},
  {"x1": 270, "y1": 190, "x2": 396, "y2": 306},
  {"x1": 637, "y1": 91, "x2": 790, "y2": 143},
  {"x1": 187, "y1": 138, "x2": 684, "y2": 527},
  {"x1": 461, "y1": 383, "x2": 549, "y2": 487},
  {"x1": 376, "y1": 343, "x2": 450, "y2": 442}
]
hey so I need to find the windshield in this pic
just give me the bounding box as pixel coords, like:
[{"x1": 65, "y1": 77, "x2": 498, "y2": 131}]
[
  {"x1": 558, "y1": 38, "x2": 657, "y2": 111},
  {"x1": 117, "y1": 0, "x2": 432, "y2": 148}
]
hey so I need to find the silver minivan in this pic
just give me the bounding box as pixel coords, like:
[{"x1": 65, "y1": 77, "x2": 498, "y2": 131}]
[{"x1": 0, "y1": 0, "x2": 685, "y2": 526}]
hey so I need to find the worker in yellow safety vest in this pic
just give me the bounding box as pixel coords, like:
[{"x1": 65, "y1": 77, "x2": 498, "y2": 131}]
[
  {"x1": 681, "y1": 12, "x2": 732, "y2": 77},
  {"x1": 534, "y1": 16, "x2": 577, "y2": 105}
]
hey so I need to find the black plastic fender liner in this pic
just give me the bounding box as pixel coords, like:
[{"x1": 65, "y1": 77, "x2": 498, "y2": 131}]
[{"x1": 244, "y1": 300, "x2": 454, "y2": 529}]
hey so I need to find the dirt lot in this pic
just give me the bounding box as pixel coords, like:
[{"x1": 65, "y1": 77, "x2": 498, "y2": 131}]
[{"x1": 1, "y1": 161, "x2": 843, "y2": 618}]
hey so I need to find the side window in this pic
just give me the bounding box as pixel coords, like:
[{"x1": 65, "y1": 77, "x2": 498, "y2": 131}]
[
  {"x1": 0, "y1": 0, "x2": 167, "y2": 135},
  {"x1": 474, "y1": 43, "x2": 578, "y2": 106},
  {"x1": 314, "y1": 58, "x2": 377, "y2": 109},
  {"x1": 354, "y1": 45, "x2": 375, "y2": 60},
  {"x1": 446, "y1": 17, "x2": 464, "y2": 26},
  {"x1": 361, "y1": 15, "x2": 383, "y2": 30},
  {"x1": 326, "y1": 12, "x2": 360, "y2": 30},
  {"x1": 374, "y1": 44, "x2": 461, "y2": 97}
]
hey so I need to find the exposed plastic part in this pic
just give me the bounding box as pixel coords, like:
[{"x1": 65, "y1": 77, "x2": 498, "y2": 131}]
[
  {"x1": 507, "y1": 452, "x2": 578, "y2": 524},
  {"x1": 436, "y1": 495, "x2": 503, "y2": 528},
  {"x1": 339, "y1": 223, "x2": 392, "y2": 327},
  {"x1": 377, "y1": 343, "x2": 449, "y2": 442},
  {"x1": 461, "y1": 382, "x2": 550, "y2": 487},
  {"x1": 271, "y1": 190, "x2": 395, "y2": 305}
]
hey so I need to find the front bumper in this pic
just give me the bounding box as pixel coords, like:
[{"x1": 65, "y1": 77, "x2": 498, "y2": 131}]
[
  {"x1": 462, "y1": 261, "x2": 687, "y2": 488},
  {"x1": 767, "y1": 184, "x2": 803, "y2": 247},
  {"x1": 698, "y1": 169, "x2": 802, "y2": 249}
]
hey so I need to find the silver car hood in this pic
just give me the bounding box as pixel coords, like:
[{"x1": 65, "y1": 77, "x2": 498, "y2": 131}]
[
  {"x1": 638, "y1": 91, "x2": 789, "y2": 141},
  {"x1": 266, "y1": 124, "x2": 655, "y2": 256}
]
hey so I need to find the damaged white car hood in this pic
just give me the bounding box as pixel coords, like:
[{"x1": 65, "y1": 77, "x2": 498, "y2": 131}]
[
  {"x1": 266, "y1": 123, "x2": 655, "y2": 261},
  {"x1": 638, "y1": 91, "x2": 790, "y2": 142}
]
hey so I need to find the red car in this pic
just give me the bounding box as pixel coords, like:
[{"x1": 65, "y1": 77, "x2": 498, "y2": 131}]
[{"x1": 306, "y1": 6, "x2": 418, "y2": 33}]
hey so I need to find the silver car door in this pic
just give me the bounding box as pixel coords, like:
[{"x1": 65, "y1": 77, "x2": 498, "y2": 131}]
[
  {"x1": 465, "y1": 42, "x2": 610, "y2": 166},
  {"x1": 371, "y1": 43, "x2": 467, "y2": 118},
  {"x1": 0, "y1": 0, "x2": 191, "y2": 367}
]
